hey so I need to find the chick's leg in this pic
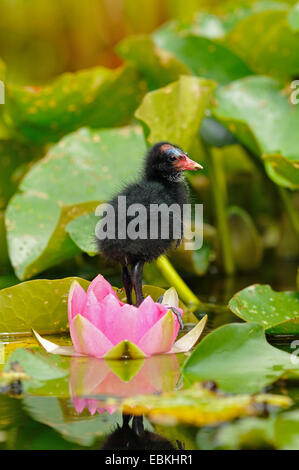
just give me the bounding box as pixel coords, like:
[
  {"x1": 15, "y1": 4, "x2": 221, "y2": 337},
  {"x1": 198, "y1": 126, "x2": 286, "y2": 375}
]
[
  {"x1": 122, "y1": 265, "x2": 133, "y2": 305},
  {"x1": 131, "y1": 261, "x2": 144, "y2": 307}
]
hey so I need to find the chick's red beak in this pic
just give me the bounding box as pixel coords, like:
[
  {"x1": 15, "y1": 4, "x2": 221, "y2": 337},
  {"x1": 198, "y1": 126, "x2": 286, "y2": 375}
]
[{"x1": 174, "y1": 154, "x2": 203, "y2": 171}]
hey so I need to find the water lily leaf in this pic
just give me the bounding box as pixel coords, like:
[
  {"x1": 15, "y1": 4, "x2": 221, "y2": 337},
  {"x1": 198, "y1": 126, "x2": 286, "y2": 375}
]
[
  {"x1": 116, "y1": 35, "x2": 190, "y2": 90},
  {"x1": 229, "y1": 284, "x2": 299, "y2": 334},
  {"x1": 225, "y1": 8, "x2": 299, "y2": 80},
  {"x1": 153, "y1": 29, "x2": 252, "y2": 85},
  {"x1": 288, "y1": 2, "x2": 299, "y2": 31},
  {"x1": 0, "y1": 277, "x2": 89, "y2": 334},
  {"x1": 5, "y1": 348, "x2": 68, "y2": 381},
  {"x1": 117, "y1": 383, "x2": 291, "y2": 427},
  {"x1": 4, "y1": 65, "x2": 145, "y2": 144},
  {"x1": 183, "y1": 323, "x2": 297, "y2": 393},
  {"x1": 228, "y1": 206, "x2": 263, "y2": 272},
  {"x1": 135, "y1": 75, "x2": 216, "y2": 151},
  {"x1": 66, "y1": 213, "x2": 98, "y2": 256},
  {"x1": 6, "y1": 126, "x2": 146, "y2": 279},
  {"x1": 212, "y1": 76, "x2": 299, "y2": 189}
]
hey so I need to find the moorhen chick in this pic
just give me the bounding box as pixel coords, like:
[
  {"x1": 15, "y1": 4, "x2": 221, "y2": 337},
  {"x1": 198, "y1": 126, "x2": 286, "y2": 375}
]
[{"x1": 97, "y1": 142, "x2": 202, "y2": 309}]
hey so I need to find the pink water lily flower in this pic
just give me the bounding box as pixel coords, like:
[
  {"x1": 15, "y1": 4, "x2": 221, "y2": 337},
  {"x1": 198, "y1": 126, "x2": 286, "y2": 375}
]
[{"x1": 68, "y1": 274, "x2": 182, "y2": 359}]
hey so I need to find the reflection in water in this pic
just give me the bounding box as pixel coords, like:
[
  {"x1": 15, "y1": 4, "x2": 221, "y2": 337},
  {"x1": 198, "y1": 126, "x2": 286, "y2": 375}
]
[
  {"x1": 101, "y1": 413, "x2": 176, "y2": 450},
  {"x1": 69, "y1": 354, "x2": 181, "y2": 416}
]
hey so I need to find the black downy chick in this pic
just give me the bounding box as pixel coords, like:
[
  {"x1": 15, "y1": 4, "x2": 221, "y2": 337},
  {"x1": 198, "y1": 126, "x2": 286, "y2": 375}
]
[{"x1": 98, "y1": 142, "x2": 202, "y2": 308}]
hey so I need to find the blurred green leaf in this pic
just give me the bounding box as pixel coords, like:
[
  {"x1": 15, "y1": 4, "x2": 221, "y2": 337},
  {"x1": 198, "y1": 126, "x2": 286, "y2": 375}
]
[
  {"x1": 275, "y1": 410, "x2": 299, "y2": 450},
  {"x1": 136, "y1": 75, "x2": 216, "y2": 151},
  {"x1": 212, "y1": 76, "x2": 299, "y2": 189},
  {"x1": 0, "y1": 277, "x2": 89, "y2": 334},
  {"x1": 0, "y1": 211, "x2": 10, "y2": 273},
  {"x1": 119, "y1": 382, "x2": 291, "y2": 427},
  {"x1": 66, "y1": 212, "x2": 98, "y2": 256},
  {"x1": 6, "y1": 126, "x2": 146, "y2": 279},
  {"x1": 228, "y1": 206, "x2": 263, "y2": 272},
  {"x1": 116, "y1": 35, "x2": 190, "y2": 90},
  {"x1": 288, "y1": 2, "x2": 299, "y2": 30},
  {"x1": 183, "y1": 322, "x2": 296, "y2": 393},
  {"x1": 153, "y1": 29, "x2": 252, "y2": 85},
  {"x1": 225, "y1": 7, "x2": 299, "y2": 80},
  {"x1": 5, "y1": 348, "x2": 67, "y2": 381},
  {"x1": 23, "y1": 396, "x2": 120, "y2": 446},
  {"x1": 229, "y1": 284, "x2": 299, "y2": 334},
  {"x1": 197, "y1": 416, "x2": 276, "y2": 450},
  {"x1": 4, "y1": 65, "x2": 145, "y2": 144}
]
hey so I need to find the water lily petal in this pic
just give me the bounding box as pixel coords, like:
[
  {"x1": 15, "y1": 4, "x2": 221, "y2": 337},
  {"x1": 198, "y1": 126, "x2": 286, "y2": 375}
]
[
  {"x1": 70, "y1": 314, "x2": 114, "y2": 358},
  {"x1": 138, "y1": 310, "x2": 178, "y2": 356},
  {"x1": 87, "y1": 274, "x2": 121, "y2": 303},
  {"x1": 100, "y1": 298, "x2": 143, "y2": 345},
  {"x1": 82, "y1": 289, "x2": 103, "y2": 330},
  {"x1": 137, "y1": 296, "x2": 168, "y2": 337},
  {"x1": 68, "y1": 281, "x2": 87, "y2": 323}
]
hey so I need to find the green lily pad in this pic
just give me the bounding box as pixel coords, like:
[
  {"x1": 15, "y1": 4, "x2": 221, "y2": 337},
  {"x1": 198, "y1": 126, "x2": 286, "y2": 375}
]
[
  {"x1": 6, "y1": 126, "x2": 146, "y2": 279},
  {"x1": 212, "y1": 76, "x2": 299, "y2": 189},
  {"x1": 66, "y1": 213, "x2": 98, "y2": 256},
  {"x1": 5, "y1": 348, "x2": 68, "y2": 381},
  {"x1": 229, "y1": 284, "x2": 299, "y2": 334},
  {"x1": 183, "y1": 323, "x2": 297, "y2": 393},
  {"x1": 228, "y1": 206, "x2": 263, "y2": 272},
  {"x1": 0, "y1": 277, "x2": 89, "y2": 334},
  {"x1": 152, "y1": 29, "x2": 252, "y2": 85},
  {"x1": 4, "y1": 65, "x2": 145, "y2": 144},
  {"x1": 288, "y1": 2, "x2": 299, "y2": 31},
  {"x1": 116, "y1": 35, "x2": 190, "y2": 91},
  {"x1": 275, "y1": 410, "x2": 299, "y2": 450},
  {"x1": 225, "y1": 7, "x2": 299, "y2": 80},
  {"x1": 135, "y1": 75, "x2": 216, "y2": 151},
  {"x1": 117, "y1": 382, "x2": 291, "y2": 427}
]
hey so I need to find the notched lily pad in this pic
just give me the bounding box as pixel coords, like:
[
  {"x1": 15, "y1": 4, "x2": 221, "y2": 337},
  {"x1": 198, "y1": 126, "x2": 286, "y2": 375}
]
[
  {"x1": 183, "y1": 322, "x2": 297, "y2": 394},
  {"x1": 229, "y1": 284, "x2": 299, "y2": 334}
]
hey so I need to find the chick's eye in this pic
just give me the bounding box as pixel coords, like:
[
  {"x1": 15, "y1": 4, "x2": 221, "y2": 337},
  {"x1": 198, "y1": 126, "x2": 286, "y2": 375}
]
[{"x1": 169, "y1": 155, "x2": 177, "y2": 162}]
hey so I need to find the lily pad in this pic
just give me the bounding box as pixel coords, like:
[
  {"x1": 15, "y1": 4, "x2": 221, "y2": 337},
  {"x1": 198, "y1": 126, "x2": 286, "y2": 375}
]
[
  {"x1": 5, "y1": 348, "x2": 68, "y2": 381},
  {"x1": 183, "y1": 323, "x2": 297, "y2": 393},
  {"x1": 0, "y1": 277, "x2": 89, "y2": 334},
  {"x1": 135, "y1": 75, "x2": 216, "y2": 151},
  {"x1": 116, "y1": 35, "x2": 190, "y2": 90},
  {"x1": 117, "y1": 383, "x2": 291, "y2": 427},
  {"x1": 153, "y1": 29, "x2": 252, "y2": 85},
  {"x1": 4, "y1": 65, "x2": 145, "y2": 144},
  {"x1": 212, "y1": 76, "x2": 299, "y2": 189},
  {"x1": 229, "y1": 284, "x2": 299, "y2": 334},
  {"x1": 6, "y1": 126, "x2": 146, "y2": 279},
  {"x1": 66, "y1": 213, "x2": 98, "y2": 256},
  {"x1": 225, "y1": 8, "x2": 299, "y2": 80}
]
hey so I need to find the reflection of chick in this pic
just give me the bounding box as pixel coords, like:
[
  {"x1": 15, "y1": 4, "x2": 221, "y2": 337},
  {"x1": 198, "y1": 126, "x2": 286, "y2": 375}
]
[{"x1": 101, "y1": 414, "x2": 176, "y2": 450}]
